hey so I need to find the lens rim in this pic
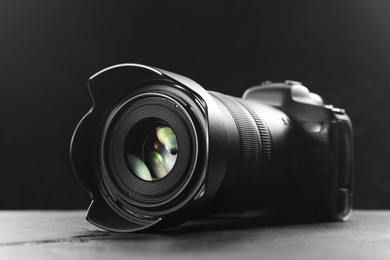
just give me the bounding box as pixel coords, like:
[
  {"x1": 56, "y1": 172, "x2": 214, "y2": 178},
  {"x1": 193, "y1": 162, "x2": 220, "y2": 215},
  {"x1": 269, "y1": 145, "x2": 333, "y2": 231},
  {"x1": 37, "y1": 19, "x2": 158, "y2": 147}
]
[
  {"x1": 96, "y1": 85, "x2": 207, "y2": 217},
  {"x1": 105, "y1": 93, "x2": 196, "y2": 205}
]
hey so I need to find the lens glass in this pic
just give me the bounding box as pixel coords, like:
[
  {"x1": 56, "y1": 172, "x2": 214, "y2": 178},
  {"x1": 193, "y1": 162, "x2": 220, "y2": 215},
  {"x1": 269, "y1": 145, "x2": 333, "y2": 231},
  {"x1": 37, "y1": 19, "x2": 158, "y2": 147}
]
[{"x1": 126, "y1": 124, "x2": 178, "y2": 181}]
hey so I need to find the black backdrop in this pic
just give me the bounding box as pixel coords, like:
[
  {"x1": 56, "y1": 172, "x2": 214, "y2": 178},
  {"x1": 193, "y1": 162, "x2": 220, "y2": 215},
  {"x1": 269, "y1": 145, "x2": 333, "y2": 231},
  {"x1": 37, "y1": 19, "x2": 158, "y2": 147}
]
[{"x1": 1, "y1": 0, "x2": 389, "y2": 209}]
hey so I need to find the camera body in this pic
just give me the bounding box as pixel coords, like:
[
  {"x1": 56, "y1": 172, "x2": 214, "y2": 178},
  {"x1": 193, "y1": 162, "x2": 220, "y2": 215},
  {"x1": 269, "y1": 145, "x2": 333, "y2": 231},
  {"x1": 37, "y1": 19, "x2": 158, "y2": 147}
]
[{"x1": 71, "y1": 64, "x2": 353, "y2": 232}]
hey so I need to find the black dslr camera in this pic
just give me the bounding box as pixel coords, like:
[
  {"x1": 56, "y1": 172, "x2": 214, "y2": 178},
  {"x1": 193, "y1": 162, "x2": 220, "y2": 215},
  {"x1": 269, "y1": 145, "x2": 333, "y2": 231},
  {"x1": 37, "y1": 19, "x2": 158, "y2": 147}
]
[{"x1": 71, "y1": 64, "x2": 353, "y2": 232}]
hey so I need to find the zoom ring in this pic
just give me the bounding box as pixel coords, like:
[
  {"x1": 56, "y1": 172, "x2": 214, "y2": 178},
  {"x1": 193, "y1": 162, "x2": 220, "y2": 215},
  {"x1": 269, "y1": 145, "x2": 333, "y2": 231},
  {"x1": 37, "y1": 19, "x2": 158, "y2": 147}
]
[
  {"x1": 234, "y1": 98, "x2": 271, "y2": 176},
  {"x1": 210, "y1": 92, "x2": 261, "y2": 188}
]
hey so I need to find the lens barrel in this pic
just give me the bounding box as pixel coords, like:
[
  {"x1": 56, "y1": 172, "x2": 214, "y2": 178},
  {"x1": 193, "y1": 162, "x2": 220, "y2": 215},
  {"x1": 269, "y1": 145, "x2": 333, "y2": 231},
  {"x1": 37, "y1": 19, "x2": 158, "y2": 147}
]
[
  {"x1": 71, "y1": 64, "x2": 353, "y2": 232},
  {"x1": 207, "y1": 91, "x2": 303, "y2": 212}
]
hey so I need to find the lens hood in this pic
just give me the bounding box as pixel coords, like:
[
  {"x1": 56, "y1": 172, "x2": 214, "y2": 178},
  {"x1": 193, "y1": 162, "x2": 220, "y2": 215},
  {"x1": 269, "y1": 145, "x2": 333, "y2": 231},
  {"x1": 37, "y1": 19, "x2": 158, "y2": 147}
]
[{"x1": 70, "y1": 64, "x2": 228, "y2": 232}]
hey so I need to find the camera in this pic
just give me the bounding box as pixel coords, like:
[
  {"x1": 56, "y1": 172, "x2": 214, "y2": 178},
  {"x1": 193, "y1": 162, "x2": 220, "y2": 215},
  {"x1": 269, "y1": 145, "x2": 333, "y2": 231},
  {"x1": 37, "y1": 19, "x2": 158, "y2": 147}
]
[{"x1": 70, "y1": 63, "x2": 353, "y2": 232}]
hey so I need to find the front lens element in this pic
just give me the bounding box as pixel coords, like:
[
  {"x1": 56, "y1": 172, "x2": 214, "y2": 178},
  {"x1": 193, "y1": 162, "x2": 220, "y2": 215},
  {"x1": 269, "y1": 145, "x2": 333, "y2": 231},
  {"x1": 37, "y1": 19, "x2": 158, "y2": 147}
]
[{"x1": 127, "y1": 124, "x2": 178, "y2": 181}]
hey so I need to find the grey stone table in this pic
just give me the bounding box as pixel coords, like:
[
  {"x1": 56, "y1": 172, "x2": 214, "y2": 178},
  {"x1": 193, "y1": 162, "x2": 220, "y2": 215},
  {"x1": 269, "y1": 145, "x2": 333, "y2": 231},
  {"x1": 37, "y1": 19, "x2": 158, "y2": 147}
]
[{"x1": 0, "y1": 210, "x2": 389, "y2": 260}]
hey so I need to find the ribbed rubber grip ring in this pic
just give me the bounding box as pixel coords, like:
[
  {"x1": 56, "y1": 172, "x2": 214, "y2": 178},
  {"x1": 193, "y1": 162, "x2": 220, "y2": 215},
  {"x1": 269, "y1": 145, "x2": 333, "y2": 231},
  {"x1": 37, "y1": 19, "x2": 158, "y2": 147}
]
[
  {"x1": 234, "y1": 98, "x2": 271, "y2": 176},
  {"x1": 210, "y1": 92, "x2": 261, "y2": 186}
]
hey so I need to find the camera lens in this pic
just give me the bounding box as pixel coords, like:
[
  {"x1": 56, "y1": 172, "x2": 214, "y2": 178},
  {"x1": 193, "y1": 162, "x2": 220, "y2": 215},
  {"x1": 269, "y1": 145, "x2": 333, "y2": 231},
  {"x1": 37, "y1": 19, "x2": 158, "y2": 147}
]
[
  {"x1": 126, "y1": 124, "x2": 178, "y2": 181},
  {"x1": 96, "y1": 83, "x2": 299, "y2": 223}
]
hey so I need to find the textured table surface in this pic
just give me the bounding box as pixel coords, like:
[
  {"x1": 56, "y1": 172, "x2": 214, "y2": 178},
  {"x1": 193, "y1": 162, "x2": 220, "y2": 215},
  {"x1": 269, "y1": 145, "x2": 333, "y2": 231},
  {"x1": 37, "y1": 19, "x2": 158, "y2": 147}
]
[{"x1": 0, "y1": 210, "x2": 389, "y2": 260}]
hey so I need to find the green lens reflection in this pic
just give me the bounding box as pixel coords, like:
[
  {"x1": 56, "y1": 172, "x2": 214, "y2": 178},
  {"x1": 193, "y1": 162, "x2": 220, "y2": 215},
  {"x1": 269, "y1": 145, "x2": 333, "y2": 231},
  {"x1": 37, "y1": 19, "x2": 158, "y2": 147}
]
[
  {"x1": 127, "y1": 154, "x2": 152, "y2": 181},
  {"x1": 156, "y1": 127, "x2": 178, "y2": 155},
  {"x1": 149, "y1": 151, "x2": 167, "y2": 179}
]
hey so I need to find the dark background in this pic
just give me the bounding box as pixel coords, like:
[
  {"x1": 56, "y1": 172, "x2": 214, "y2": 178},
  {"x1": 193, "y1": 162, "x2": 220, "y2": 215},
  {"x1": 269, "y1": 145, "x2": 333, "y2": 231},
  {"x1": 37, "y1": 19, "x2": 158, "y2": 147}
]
[{"x1": 0, "y1": 0, "x2": 389, "y2": 209}]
